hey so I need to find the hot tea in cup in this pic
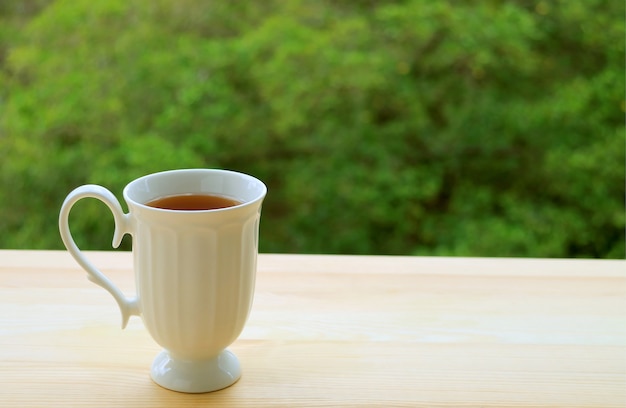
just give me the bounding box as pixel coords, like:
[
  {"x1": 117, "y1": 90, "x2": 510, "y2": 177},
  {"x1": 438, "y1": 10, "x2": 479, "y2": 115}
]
[{"x1": 59, "y1": 169, "x2": 267, "y2": 393}]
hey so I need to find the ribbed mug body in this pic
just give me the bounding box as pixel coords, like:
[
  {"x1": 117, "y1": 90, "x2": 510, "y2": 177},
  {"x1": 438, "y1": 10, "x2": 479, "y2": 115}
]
[{"x1": 130, "y1": 201, "x2": 261, "y2": 360}]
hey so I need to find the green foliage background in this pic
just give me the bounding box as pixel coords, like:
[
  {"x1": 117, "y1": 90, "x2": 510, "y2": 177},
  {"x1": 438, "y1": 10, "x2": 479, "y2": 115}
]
[{"x1": 1, "y1": 0, "x2": 624, "y2": 257}]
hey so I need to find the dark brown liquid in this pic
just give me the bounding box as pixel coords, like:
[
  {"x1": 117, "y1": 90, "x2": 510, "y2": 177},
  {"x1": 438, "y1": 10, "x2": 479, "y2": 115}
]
[{"x1": 145, "y1": 194, "x2": 242, "y2": 210}]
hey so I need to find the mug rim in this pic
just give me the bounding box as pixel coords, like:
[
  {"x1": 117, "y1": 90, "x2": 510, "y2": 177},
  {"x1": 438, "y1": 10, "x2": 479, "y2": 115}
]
[{"x1": 123, "y1": 168, "x2": 267, "y2": 213}]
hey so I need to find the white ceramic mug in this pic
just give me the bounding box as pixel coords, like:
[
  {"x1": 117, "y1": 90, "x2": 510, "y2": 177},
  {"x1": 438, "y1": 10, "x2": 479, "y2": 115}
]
[{"x1": 59, "y1": 169, "x2": 267, "y2": 393}]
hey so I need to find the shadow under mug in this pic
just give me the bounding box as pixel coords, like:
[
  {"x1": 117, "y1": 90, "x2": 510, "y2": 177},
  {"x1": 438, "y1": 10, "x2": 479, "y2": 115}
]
[{"x1": 59, "y1": 169, "x2": 267, "y2": 393}]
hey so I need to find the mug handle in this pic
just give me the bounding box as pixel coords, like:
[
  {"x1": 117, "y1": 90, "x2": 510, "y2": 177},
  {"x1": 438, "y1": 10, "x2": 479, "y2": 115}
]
[{"x1": 59, "y1": 184, "x2": 139, "y2": 328}]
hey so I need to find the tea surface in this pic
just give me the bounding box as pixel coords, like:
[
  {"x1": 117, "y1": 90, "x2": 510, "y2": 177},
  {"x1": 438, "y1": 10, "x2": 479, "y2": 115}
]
[{"x1": 145, "y1": 194, "x2": 241, "y2": 210}]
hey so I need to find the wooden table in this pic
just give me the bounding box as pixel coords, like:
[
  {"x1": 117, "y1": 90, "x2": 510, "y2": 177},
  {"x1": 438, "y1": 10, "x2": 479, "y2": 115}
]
[{"x1": 1, "y1": 250, "x2": 624, "y2": 407}]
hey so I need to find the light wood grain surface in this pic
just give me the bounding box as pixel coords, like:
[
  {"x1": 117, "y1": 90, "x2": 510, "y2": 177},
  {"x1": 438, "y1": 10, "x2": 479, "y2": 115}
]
[{"x1": 1, "y1": 250, "x2": 624, "y2": 407}]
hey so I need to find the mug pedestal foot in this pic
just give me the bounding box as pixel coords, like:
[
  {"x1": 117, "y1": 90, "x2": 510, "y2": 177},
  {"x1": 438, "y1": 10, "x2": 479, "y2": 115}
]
[{"x1": 150, "y1": 349, "x2": 241, "y2": 393}]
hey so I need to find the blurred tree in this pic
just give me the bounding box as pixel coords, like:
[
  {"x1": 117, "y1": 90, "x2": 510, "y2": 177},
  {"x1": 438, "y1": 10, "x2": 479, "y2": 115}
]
[{"x1": 0, "y1": 0, "x2": 623, "y2": 257}]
